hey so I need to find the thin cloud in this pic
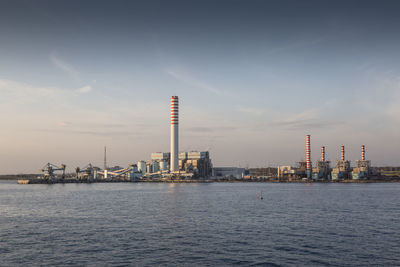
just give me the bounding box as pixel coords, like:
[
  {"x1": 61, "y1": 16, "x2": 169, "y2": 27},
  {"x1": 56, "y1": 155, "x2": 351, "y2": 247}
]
[
  {"x1": 264, "y1": 37, "x2": 327, "y2": 56},
  {"x1": 50, "y1": 51, "x2": 80, "y2": 81},
  {"x1": 75, "y1": 85, "x2": 92, "y2": 94},
  {"x1": 57, "y1": 121, "x2": 71, "y2": 127},
  {"x1": 186, "y1": 126, "x2": 237, "y2": 133},
  {"x1": 0, "y1": 79, "x2": 67, "y2": 100},
  {"x1": 268, "y1": 108, "x2": 345, "y2": 130},
  {"x1": 385, "y1": 88, "x2": 400, "y2": 122},
  {"x1": 165, "y1": 69, "x2": 224, "y2": 96},
  {"x1": 0, "y1": 79, "x2": 94, "y2": 104},
  {"x1": 237, "y1": 106, "x2": 264, "y2": 116},
  {"x1": 34, "y1": 128, "x2": 147, "y2": 137}
]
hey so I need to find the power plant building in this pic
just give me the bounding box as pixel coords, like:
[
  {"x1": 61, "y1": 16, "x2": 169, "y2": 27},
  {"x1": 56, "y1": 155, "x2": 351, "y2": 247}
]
[
  {"x1": 212, "y1": 167, "x2": 245, "y2": 179},
  {"x1": 352, "y1": 145, "x2": 371, "y2": 180},
  {"x1": 331, "y1": 145, "x2": 351, "y2": 180},
  {"x1": 312, "y1": 146, "x2": 331, "y2": 180},
  {"x1": 151, "y1": 152, "x2": 170, "y2": 161},
  {"x1": 144, "y1": 151, "x2": 212, "y2": 177},
  {"x1": 180, "y1": 151, "x2": 212, "y2": 177}
]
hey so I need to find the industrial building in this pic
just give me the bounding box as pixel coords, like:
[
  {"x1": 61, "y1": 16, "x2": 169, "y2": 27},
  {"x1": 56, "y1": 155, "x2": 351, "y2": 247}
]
[
  {"x1": 131, "y1": 96, "x2": 213, "y2": 179},
  {"x1": 331, "y1": 145, "x2": 352, "y2": 180},
  {"x1": 248, "y1": 167, "x2": 277, "y2": 178},
  {"x1": 312, "y1": 146, "x2": 331, "y2": 180},
  {"x1": 352, "y1": 145, "x2": 371, "y2": 180},
  {"x1": 212, "y1": 167, "x2": 245, "y2": 179},
  {"x1": 179, "y1": 151, "x2": 212, "y2": 177},
  {"x1": 138, "y1": 151, "x2": 212, "y2": 178},
  {"x1": 33, "y1": 99, "x2": 386, "y2": 184},
  {"x1": 277, "y1": 162, "x2": 309, "y2": 180},
  {"x1": 277, "y1": 166, "x2": 296, "y2": 179}
]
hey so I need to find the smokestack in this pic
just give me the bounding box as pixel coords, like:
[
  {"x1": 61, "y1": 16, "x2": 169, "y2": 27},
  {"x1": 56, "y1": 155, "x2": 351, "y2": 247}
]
[
  {"x1": 341, "y1": 145, "x2": 345, "y2": 161},
  {"x1": 306, "y1": 135, "x2": 311, "y2": 178},
  {"x1": 170, "y1": 96, "x2": 179, "y2": 172},
  {"x1": 361, "y1": 145, "x2": 365, "y2": 161},
  {"x1": 321, "y1": 146, "x2": 325, "y2": 161}
]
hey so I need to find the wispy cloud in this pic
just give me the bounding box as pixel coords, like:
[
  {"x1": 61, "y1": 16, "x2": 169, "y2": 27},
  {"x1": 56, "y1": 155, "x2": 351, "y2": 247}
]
[
  {"x1": 0, "y1": 79, "x2": 66, "y2": 101},
  {"x1": 384, "y1": 82, "x2": 400, "y2": 122},
  {"x1": 50, "y1": 51, "x2": 80, "y2": 81},
  {"x1": 269, "y1": 108, "x2": 345, "y2": 130},
  {"x1": 264, "y1": 37, "x2": 327, "y2": 56},
  {"x1": 34, "y1": 128, "x2": 140, "y2": 137},
  {"x1": 75, "y1": 85, "x2": 92, "y2": 94},
  {"x1": 0, "y1": 79, "x2": 93, "y2": 104},
  {"x1": 57, "y1": 121, "x2": 71, "y2": 127},
  {"x1": 186, "y1": 126, "x2": 237, "y2": 133},
  {"x1": 237, "y1": 106, "x2": 264, "y2": 116},
  {"x1": 165, "y1": 69, "x2": 224, "y2": 96}
]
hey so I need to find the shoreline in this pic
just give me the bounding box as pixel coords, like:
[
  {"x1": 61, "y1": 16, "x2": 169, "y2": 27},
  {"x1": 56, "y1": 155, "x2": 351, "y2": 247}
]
[{"x1": 14, "y1": 178, "x2": 400, "y2": 184}]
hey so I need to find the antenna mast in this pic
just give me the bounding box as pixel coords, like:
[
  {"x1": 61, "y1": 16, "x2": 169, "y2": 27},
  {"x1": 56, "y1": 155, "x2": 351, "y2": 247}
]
[{"x1": 104, "y1": 146, "x2": 107, "y2": 170}]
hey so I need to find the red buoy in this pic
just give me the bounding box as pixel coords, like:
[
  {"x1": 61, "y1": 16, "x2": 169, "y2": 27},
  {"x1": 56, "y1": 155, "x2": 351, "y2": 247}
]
[{"x1": 260, "y1": 191, "x2": 263, "y2": 200}]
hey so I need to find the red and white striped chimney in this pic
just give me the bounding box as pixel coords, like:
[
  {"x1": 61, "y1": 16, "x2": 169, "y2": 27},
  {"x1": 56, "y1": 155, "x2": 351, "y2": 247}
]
[
  {"x1": 361, "y1": 145, "x2": 365, "y2": 161},
  {"x1": 341, "y1": 145, "x2": 345, "y2": 161},
  {"x1": 170, "y1": 96, "x2": 179, "y2": 172},
  {"x1": 306, "y1": 135, "x2": 311, "y2": 170},
  {"x1": 321, "y1": 146, "x2": 325, "y2": 161}
]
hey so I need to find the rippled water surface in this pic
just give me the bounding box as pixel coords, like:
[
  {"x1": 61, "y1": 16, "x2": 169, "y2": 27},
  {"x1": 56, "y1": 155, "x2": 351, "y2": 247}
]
[{"x1": 1, "y1": 181, "x2": 399, "y2": 266}]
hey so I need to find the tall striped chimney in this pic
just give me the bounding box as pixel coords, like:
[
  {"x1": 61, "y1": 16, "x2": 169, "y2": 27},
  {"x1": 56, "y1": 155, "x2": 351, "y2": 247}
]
[
  {"x1": 306, "y1": 135, "x2": 311, "y2": 178},
  {"x1": 361, "y1": 145, "x2": 365, "y2": 161},
  {"x1": 341, "y1": 145, "x2": 345, "y2": 161},
  {"x1": 170, "y1": 96, "x2": 179, "y2": 172},
  {"x1": 321, "y1": 146, "x2": 326, "y2": 162}
]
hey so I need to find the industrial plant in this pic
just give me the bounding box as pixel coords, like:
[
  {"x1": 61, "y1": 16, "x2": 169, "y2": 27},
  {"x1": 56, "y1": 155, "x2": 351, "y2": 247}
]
[
  {"x1": 17, "y1": 97, "x2": 395, "y2": 184},
  {"x1": 276, "y1": 135, "x2": 379, "y2": 181},
  {"x1": 19, "y1": 96, "x2": 214, "y2": 184}
]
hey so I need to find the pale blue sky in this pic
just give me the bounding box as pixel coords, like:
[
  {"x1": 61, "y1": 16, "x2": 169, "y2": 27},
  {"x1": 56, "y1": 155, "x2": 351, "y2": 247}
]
[{"x1": 0, "y1": 0, "x2": 399, "y2": 173}]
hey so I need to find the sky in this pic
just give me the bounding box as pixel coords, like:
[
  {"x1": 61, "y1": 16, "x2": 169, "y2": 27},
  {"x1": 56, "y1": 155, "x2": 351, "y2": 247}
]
[{"x1": 0, "y1": 0, "x2": 399, "y2": 174}]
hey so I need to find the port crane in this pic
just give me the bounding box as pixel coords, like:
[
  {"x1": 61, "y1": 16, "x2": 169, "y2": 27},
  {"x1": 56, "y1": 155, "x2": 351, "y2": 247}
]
[
  {"x1": 75, "y1": 163, "x2": 96, "y2": 181},
  {"x1": 40, "y1": 163, "x2": 66, "y2": 180}
]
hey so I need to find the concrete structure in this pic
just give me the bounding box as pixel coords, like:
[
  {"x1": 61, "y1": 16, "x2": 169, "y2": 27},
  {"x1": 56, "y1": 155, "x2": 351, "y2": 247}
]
[
  {"x1": 212, "y1": 167, "x2": 245, "y2": 179},
  {"x1": 160, "y1": 161, "x2": 168, "y2": 171},
  {"x1": 341, "y1": 145, "x2": 345, "y2": 161},
  {"x1": 137, "y1": 161, "x2": 146, "y2": 174},
  {"x1": 248, "y1": 167, "x2": 277, "y2": 177},
  {"x1": 312, "y1": 146, "x2": 331, "y2": 180},
  {"x1": 152, "y1": 161, "x2": 159, "y2": 173},
  {"x1": 180, "y1": 151, "x2": 212, "y2": 177},
  {"x1": 170, "y1": 96, "x2": 179, "y2": 172},
  {"x1": 148, "y1": 150, "x2": 212, "y2": 177},
  {"x1": 352, "y1": 145, "x2": 371, "y2": 179},
  {"x1": 306, "y1": 135, "x2": 312, "y2": 178},
  {"x1": 179, "y1": 152, "x2": 188, "y2": 160},
  {"x1": 151, "y1": 152, "x2": 170, "y2": 161},
  {"x1": 331, "y1": 145, "x2": 351, "y2": 180},
  {"x1": 277, "y1": 165, "x2": 296, "y2": 178}
]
